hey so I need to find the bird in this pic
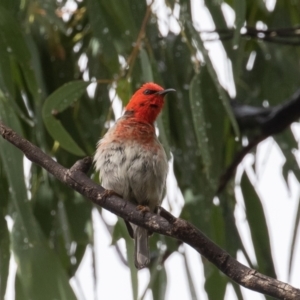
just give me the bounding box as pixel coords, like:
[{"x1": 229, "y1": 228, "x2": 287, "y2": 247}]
[{"x1": 94, "y1": 82, "x2": 175, "y2": 269}]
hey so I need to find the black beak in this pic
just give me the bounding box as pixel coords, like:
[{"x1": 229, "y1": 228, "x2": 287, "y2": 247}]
[{"x1": 156, "y1": 88, "x2": 176, "y2": 96}]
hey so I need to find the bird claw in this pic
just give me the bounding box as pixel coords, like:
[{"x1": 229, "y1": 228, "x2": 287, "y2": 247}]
[
  {"x1": 136, "y1": 205, "x2": 150, "y2": 215},
  {"x1": 102, "y1": 189, "x2": 120, "y2": 199}
]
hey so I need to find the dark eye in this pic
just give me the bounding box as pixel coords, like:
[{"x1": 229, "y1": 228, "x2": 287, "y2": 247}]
[
  {"x1": 150, "y1": 104, "x2": 159, "y2": 108},
  {"x1": 143, "y1": 89, "x2": 156, "y2": 95}
]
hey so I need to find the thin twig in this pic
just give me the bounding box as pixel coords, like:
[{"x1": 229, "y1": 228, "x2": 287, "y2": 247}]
[
  {"x1": 195, "y1": 26, "x2": 300, "y2": 45},
  {"x1": 125, "y1": 1, "x2": 154, "y2": 79}
]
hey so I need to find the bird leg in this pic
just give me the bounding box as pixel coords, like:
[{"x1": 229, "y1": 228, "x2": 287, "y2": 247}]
[
  {"x1": 135, "y1": 205, "x2": 153, "y2": 237},
  {"x1": 100, "y1": 189, "x2": 121, "y2": 201}
]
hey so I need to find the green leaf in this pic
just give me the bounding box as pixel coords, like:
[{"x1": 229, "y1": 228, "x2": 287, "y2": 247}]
[
  {"x1": 274, "y1": 130, "x2": 300, "y2": 188},
  {"x1": 203, "y1": 259, "x2": 227, "y2": 299},
  {"x1": 0, "y1": 95, "x2": 77, "y2": 300},
  {"x1": 233, "y1": 0, "x2": 246, "y2": 47},
  {"x1": 149, "y1": 265, "x2": 167, "y2": 300},
  {"x1": 15, "y1": 273, "x2": 27, "y2": 300},
  {"x1": 219, "y1": 193, "x2": 254, "y2": 268},
  {"x1": 42, "y1": 81, "x2": 90, "y2": 156},
  {"x1": 12, "y1": 217, "x2": 78, "y2": 300},
  {"x1": 0, "y1": 6, "x2": 39, "y2": 100},
  {"x1": 0, "y1": 156, "x2": 9, "y2": 299},
  {"x1": 182, "y1": 251, "x2": 197, "y2": 299},
  {"x1": 36, "y1": 0, "x2": 67, "y2": 34},
  {"x1": 86, "y1": 0, "x2": 120, "y2": 73},
  {"x1": 98, "y1": 0, "x2": 138, "y2": 43},
  {"x1": 241, "y1": 172, "x2": 276, "y2": 278},
  {"x1": 140, "y1": 48, "x2": 153, "y2": 82},
  {"x1": 0, "y1": 215, "x2": 9, "y2": 299},
  {"x1": 112, "y1": 220, "x2": 138, "y2": 300},
  {"x1": 0, "y1": 0, "x2": 21, "y2": 12},
  {"x1": 0, "y1": 43, "x2": 14, "y2": 98},
  {"x1": 183, "y1": 13, "x2": 240, "y2": 138},
  {"x1": 157, "y1": 115, "x2": 171, "y2": 160},
  {"x1": 210, "y1": 204, "x2": 226, "y2": 248},
  {"x1": 0, "y1": 94, "x2": 37, "y2": 242},
  {"x1": 117, "y1": 78, "x2": 132, "y2": 106},
  {"x1": 189, "y1": 68, "x2": 227, "y2": 188},
  {"x1": 189, "y1": 73, "x2": 212, "y2": 179}
]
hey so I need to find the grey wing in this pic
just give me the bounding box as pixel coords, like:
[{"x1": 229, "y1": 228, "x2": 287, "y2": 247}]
[{"x1": 126, "y1": 143, "x2": 168, "y2": 211}]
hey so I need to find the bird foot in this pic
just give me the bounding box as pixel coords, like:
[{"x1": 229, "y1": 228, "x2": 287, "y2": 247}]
[
  {"x1": 136, "y1": 205, "x2": 150, "y2": 215},
  {"x1": 101, "y1": 189, "x2": 121, "y2": 199}
]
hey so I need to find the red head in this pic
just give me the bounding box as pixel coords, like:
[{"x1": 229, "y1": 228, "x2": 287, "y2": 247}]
[{"x1": 125, "y1": 82, "x2": 175, "y2": 124}]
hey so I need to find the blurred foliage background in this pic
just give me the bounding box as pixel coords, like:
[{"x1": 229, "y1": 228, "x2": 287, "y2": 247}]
[{"x1": 1, "y1": 0, "x2": 300, "y2": 299}]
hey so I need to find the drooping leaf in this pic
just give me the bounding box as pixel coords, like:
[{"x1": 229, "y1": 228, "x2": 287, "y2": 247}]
[
  {"x1": 0, "y1": 43, "x2": 14, "y2": 99},
  {"x1": 182, "y1": 8, "x2": 240, "y2": 138},
  {"x1": 233, "y1": 0, "x2": 246, "y2": 47},
  {"x1": 117, "y1": 78, "x2": 132, "y2": 106},
  {"x1": 0, "y1": 95, "x2": 77, "y2": 300},
  {"x1": 241, "y1": 172, "x2": 276, "y2": 278},
  {"x1": 112, "y1": 219, "x2": 138, "y2": 300},
  {"x1": 0, "y1": 157, "x2": 9, "y2": 300},
  {"x1": 0, "y1": 6, "x2": 39, "y2": 100},
  {"x1": 86, "y1": 0, "x2": 120, "y2": 74},
  {"x1": 15, "y1": 273, "x2": 27, "y2": 300},
  {"x1": 182, "y1": 251, "x2": 198, "y2": 299},
  {"x1": 274, "y1": 130, "x2": 300, "y2": 188},
  {"x1": 189, "y1": 73, "x2": 212, "y2": 179},
  {"x1": 42, "y1": 80, "x2": 90, "y2": 156},
  {"x1": 12, "y1": 216, "x2": 78, "y2": 300},
  {"x1": 149, "y1": 264, "x2": 167, "y2": 300},
  {"x1": 139, "y1": 48, "x2": 153, "y2": 82},
  {"x1": 203, "y1": 259, "x2": 228, "y2": 300},
  {"x1": 35, "y1": 0, "x2": 67, "y2": 34},
  {"x1": 0, "y1": 215, "x2": 9, "y2": 299}
]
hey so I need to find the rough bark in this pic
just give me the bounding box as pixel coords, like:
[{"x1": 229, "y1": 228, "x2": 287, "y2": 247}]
[{"x1": 1, "y1": 121, "x2": 300, "y2": 300}]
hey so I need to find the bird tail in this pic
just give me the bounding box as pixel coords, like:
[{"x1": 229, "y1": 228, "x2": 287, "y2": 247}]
[{"x1": 132, "y1": 224, "x2": 149, "y2": 269}]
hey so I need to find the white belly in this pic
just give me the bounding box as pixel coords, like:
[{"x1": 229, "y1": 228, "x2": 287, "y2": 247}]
[{"x1": 94, "y1": 139, "x2": 168, "y2": 211}]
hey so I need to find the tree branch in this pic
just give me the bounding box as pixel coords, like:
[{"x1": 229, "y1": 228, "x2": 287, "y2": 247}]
[
  {"x1": 198, "y1": 26, "x2": 300, "y2": 45},
  {"x1": 1, "y1": 121, "x2": 299, "y2": 300},
  {"x1": 218, "y1": 88, "x2": 300, "y2": 193}
]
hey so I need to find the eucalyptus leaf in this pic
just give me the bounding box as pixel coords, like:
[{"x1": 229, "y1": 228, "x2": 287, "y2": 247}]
[
  {"x1": 0, "y1": 42, "x2": 14, "y2": 99},
  {"x1": 0, "y1": 96, "x2": 77, "y2": 300},
  {"x1": 0, "y1": 6, "x2": 39, "y2": 99},
  {"x1": 241, "y1": 172, "x2": 276, "y2": 278},
  {"x1": 42, "y1": 81, "x2": 90, "y2": 156},
  {"x1": 189, "y1": 73, "x2": 212, "y2": 179},
  {"x1": 203, "y1": 259, "x2": 228, "y2": 299},
  {"x1": 149, "y1": 265, "x2": 167, "y2": 300},
  {"x1": 0, "y1": 215, "x2": 9, "y2": 299},
  {"x1": 112, "y1": 220, "x2": 138, "y2": 300},
  {"x1": 183, "y1": 14, "x2": 240, "y2": 137},
  {"x1": 86, "y1": 0, "x2": 120, "y2": 73},
  {"x1": 1, "y1": 1, "x2": 300, "y2": 299},
  {"x1": 233, "y1": 0, "x2": 246, "y2": 47},
  {"x1": 140, "y1": 48, "x2": 153, "y2": 82}
]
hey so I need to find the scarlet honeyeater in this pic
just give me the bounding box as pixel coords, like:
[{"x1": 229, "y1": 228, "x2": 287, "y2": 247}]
[{"x1": 94, "y1": 82, "x2": 175, "y2": 269}]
